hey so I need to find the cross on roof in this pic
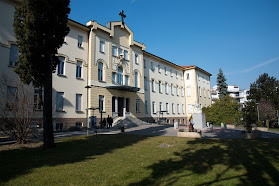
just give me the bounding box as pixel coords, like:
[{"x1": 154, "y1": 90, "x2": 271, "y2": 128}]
[{"x1": 119, "y1": 10, "x2": 126, "y2": 26}]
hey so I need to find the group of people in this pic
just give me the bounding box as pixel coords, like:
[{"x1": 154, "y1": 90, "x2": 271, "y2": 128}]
[{"x1": 100, "y1": 115, "x2": 113, "y2": 129}]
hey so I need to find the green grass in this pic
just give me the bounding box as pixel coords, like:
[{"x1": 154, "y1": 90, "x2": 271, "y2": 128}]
[{"x1": 1, "y1": 135, "x2": 279, "y2": 185}]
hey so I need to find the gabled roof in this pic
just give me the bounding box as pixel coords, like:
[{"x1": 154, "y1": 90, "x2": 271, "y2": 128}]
[
  {"x1": 181, "y1": 65, "x2": 212, "y2": 76},
  {"x1": 86, "y1": 20, "x2": 146, "y2": 50}
]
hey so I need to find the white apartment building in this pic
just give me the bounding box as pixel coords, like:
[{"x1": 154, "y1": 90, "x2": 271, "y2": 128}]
[
  {"x1": 0, "y1": 0, "x2": 212, "y2": 129},
  {"x1": 211, "y1": 85, "x2": 250, "y2": 108}
]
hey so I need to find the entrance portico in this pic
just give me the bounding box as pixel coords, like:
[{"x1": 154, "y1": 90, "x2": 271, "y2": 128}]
[{"x1": 112, "y1": 96, "x2": 130, "y2": 117}]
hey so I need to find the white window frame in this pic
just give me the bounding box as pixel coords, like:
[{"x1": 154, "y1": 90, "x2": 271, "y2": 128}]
[
  {"x1": 136, "y1": 99, "x2": 140, "y2": 112},
  {"x1": 99, "y1": 95, "x2": 104, "y2": 112},
  {"x1": 78, "y1": 35, "x2": 83, "y2": 47},
  {"x1": 165, "y1": 83, "x2": 168, "y2": 94},
  {"x1": 99, "y1": 41, "x2": 105, "y2": 53},
  {"x1": 152, "y1": 101, "x2": 156, "y2": 114},
  {"x1": 57, "y1": 56, "x2": 65, "y2": 75},
  {"x1": 158, "y1": 65, "x2": 161, "y2": 73},
  {"x1": 76, "y1": 61, "x2": 82, "y2": 78},
  {"x1": 166, "y1": 103, "x2": 169, "y2": 113},
  {"x1": 187, "y1": 87, "x2": 191, "y2": 97},
  {"x1": 172, "y1": 103, "x2": 175, "y2": 114},
  {"x1": 76, "y1": 94, "x2": 82, "y2": 111},
  {"x1": 159, "y1": 81, "x2": 162, "y2": 93},
  {"x1": 56, "y1": 92, "x2": 64, "y2": 111},
  {"x1": 135, "y1": 54, "x2": 139, "y2": 64},
  {"x1": 152, "y1": 79, "x2": 155, "y2": 92}
]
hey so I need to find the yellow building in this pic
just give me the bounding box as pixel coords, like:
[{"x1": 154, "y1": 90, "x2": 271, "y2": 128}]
[{"x1": 0, "y1": 0, "x2": 212, "y2": 130}]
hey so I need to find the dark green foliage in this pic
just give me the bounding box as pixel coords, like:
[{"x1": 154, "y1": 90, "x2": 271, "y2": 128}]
[
  {"x1": 202, "y1": 95, "x2": 242, "y2": 126},
  {"x1": 216, "y1": 68, "x2": 228, "y2": 99},
  {"x1": 242, "y1": 101, "x2": 257, "y2": 131},
  {"x1": 13, "y1": 0, "x2": 70, "y2": 86},
  {"x1": 13, "y1": 0, "x2": 70, "y2": 148},
  {"x1": 248, "y1": 73, "x2": 279, "y2": 110}
]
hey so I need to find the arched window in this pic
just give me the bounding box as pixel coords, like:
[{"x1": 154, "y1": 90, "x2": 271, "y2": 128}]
[
  {"x1": 135, "y1": 71, "x2": 139, "y2": 88},
  {"x1": 98, "y1": 62, "x2": 103, "y2": 81},
  {"x1": 117, "y1": 67, "x2": 123, "y2": 85}
]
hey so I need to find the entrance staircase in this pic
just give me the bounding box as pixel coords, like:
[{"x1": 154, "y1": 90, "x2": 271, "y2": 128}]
[{"x1": 112, "y1": 116, "x2": 150, "y2": 128}]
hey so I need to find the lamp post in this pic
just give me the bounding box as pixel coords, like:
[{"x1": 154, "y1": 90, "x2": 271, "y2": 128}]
[{"x1": 85, "y1": 85, "x2": 91, "y2": 136}]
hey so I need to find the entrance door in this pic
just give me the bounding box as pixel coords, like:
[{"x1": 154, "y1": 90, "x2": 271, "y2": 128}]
[{"x1": 118, "y1": 97, "x2": 124, "y2": 116}]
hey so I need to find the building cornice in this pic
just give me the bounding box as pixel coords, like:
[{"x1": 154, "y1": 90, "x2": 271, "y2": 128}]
[{"x1": 181, "y1": 65, "x2": 212, "y2": 76}]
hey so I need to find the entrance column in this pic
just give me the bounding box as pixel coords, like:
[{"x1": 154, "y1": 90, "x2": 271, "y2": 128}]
[
  {"x1": 123, "y1": 98, "x2": 126, "y2": 117},
  {"x1": 115, "y1": 97, "x2": 118, "y2": 116}
]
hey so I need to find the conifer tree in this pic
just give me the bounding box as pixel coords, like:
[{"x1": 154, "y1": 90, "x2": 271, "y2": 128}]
[
  {"x1": 13, "y1": 0, "x2": 70, "y2": 148},
  {"x1": 217, "y1": 68, "x2": 228, "y2": 99}
]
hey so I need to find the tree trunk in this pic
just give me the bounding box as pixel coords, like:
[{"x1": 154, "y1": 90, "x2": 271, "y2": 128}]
[{"x1": 43, "y1": 55, "x2": 55, "y2": 148}]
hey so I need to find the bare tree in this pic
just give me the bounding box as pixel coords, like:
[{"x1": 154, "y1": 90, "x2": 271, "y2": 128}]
[
  {"x1": 258, "y1": 98, "x2": 277, "y2": 122},
  {"x1": 0, "y1": 77, "x2": 41, "y2": 144}
]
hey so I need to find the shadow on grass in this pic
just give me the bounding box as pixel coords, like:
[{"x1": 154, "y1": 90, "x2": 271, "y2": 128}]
[
  {"x1": 130, "y1": 138, "x2": 279, "y2": 185},
  {"x1": 0, "y1": 125, "x2": 168, "y2": 184}
]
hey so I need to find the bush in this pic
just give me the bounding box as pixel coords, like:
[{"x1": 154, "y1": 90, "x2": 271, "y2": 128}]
[{"x1": 68, "y1": 126, "x2": 82, "y2": 131}]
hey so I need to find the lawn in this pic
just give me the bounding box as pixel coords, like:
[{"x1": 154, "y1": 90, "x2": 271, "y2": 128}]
[{"x1": 1, "y1": 134, "x2": 279, "y2": 185}]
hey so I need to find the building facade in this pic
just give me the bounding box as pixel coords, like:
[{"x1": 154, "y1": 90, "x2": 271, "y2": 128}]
[{"x1": 0, "y1": 0, "x2": 212, "y2": 130}]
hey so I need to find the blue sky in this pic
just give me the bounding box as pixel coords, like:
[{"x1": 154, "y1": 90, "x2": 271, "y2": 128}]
[{"x1": 69, "y1": 0, "x2": 279, "y2": 89}]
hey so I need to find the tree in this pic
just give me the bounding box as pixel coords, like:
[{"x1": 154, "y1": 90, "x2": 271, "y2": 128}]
[
  {"x1": 13, "y1": 0, "x2": 70, "y2": 148},
  {"x1": 258, "y1": 98, "x2": 277, "y2": 122},
  {"x1": 248, "y1": 73, "x2": 279, "y2": 110},
  {"x1": 242, "y1": 101, "x2": 257, "y2": 131},
  {"x1": 216, "y1": 68, "x2": 228, "y2": 99},
  {"x1": 0, "y1": 78, "x2": 40, "y2": 144},
  {"x1": 202, "y1": 95, "x2": 242, "y2": 126}
]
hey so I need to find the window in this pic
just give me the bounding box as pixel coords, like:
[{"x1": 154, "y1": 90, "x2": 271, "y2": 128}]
[
  {"x1": 165, "y1": 83, "x2": 168, "y2": 94},
  {"x1": 6, "y1": 86, "x2": 17, "y2": 109},
  {"x1": 181, "y1": 88, "x2": 184, "y2": 97},
  {"x1": 117, "y1": 67, "x2": 123, "y2": 85},
  {"x1": 112, "y1": 46, "x2": 117, "y2": 56},
  {"x1": 125, "y1": 75, "x2": 129, "y2": 86},
  {"x1": 188, "y1": 104, "x2": 192, "y2": 114},
  {"x1": 135, "y1": 54, "x2": 139, "y2": 64},
  {"x1": 112, "y1": 72, "x2": 116, "y2": 84},
  {"x1": 177, "y1": 104, "x2": 180, "y2": 114},
  {"x1": 56, "y1": 92, "x2": 64, "y2": 111},
  {"x1": 118, "y1": 48, "x2": 123, "y2": 56},
  {"x1": 9, "y1": 44, "x2": 19, "y2": 67},
  {"x1": 176, "y1": 71, "x2": 178, "y2": 79},
  {"x1": 98, "y1": 62, "x2": 103, "y2": 81},
  {"x1": 171, "y1": 84, "x2": 174, "y2": 95},
  {"x1": 152, "y1": 101, "x2": 156, "y2": 113},
  {"x1": 199, "y1": 87, "x2": 201, "y2": 97},
  {"x1": 164, "y1": 67, "x2": 167, "y2": 75},
  {"x1": 176, "y1": 86, "x2": 179, "y2": 96},
  {"x1": 124, "y1": 50, "x2": 128, "y2": 60},
  {"x1": 76, "y1": 94, "x2": 82, "y2": 111},
  {"x1": 172, "y1": 103, "x2": 175, "y2": 114},
  {"x1": 186, "y1": 73, "x2": 190, "y2": 80},
  {"x1": 152, "y1": 79, "x2": 155, "y2": 92},
  {"x1": 56, "y1": 123, "x2": 63, "y2": 131},
  {"x1": 158, "y1": 65, "x2": 161, "y2": 73},
  {"x1": 144, "y1": 77, "x2": 147, "y2": 90},
  {"x1": 145, "y1": 101, "x2": 148, "y2": 114},
  {"x1": 159, "y1": 102, "x2": 162, "y2": 112},
  {"x1": 78, "y1": 35, "x2": 83, "y2": 47},
  {"x1": 170, "y1": 69, "x2": 173, "y2": 77},
  {"x1": 136, "y1": 99, "x2": 140, "y2": 112},
  {"x1": 182, "y1": 104, "x2": 185, "y2": 114},
  {"x1": 99, "y1": 95, "x2": 104, "y2": 112},
  {"x1": 187, "y1": 87, "x2": 191, "y2": 96},
  {"x1": 34, "y1": 88, "x2": 42, "y2": 110},
  {"x1": 159, "y1": 81, "x2": 162, "y2": 93},
  {"x1": 180, "y1": 73, "x2": 182, "y2": 80},
  {"x1": 135, "y1": 71, "x2": 139, "y2": 88},
  {"x1": 76, "y1": 122, "x2": 82, "y2": 127},
  {"x1": 144, "y1": 59, "x2": 146, "y2": 68},
  {"x1": 100, "y1": 41, "x2": 105, "y2": 53},
  {"x1": 151, "y1": 62, "x2": 154, "y2": 71},
  {"x1": 166, "y1": 103, "x2": 169, "y2": 113},
  {"x1": 76, "y1": 61, "x2": 82, "y2": 78},
  {"x1": 57, "y1": 56, "x2": 65, "y2": 75}
]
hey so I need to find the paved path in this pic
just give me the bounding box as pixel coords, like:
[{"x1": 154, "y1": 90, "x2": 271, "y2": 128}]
[{"x1": 1, "y1": 124, "x2": 279, "y2": 145}]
